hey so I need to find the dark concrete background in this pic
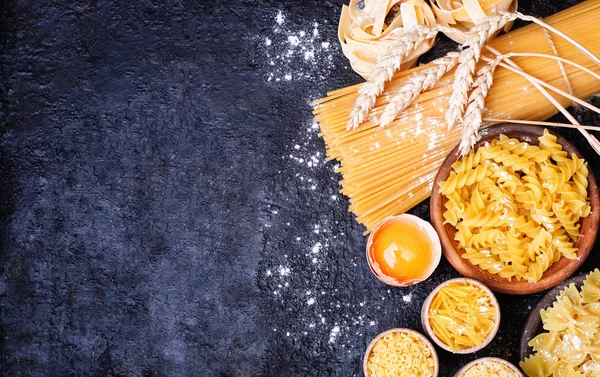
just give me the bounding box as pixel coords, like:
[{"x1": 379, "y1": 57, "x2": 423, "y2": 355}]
[{"x1": 0, "y1": 0, "x2": 598, "y2": 376}]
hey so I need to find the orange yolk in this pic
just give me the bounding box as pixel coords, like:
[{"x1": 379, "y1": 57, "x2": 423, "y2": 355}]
[{"x1": 370, "y1": 220, "x2": 433, "y2": 283}]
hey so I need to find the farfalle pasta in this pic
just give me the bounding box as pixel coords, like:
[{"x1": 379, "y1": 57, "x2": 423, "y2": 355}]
[
  {"x1": 439, "y1": 130, "x2": 591, "y2": 282},
  {"x1": 520, "y1": 269, "x2": 600, "y2": 377}
]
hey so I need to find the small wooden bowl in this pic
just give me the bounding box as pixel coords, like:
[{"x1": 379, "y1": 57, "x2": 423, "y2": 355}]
[
  {"x1": 421, "y1": 278, "x2": 501, "y2": 354},
  {"x1": 519, "y1": 272, "x2": 587, "y2": 361},
  {"x1": 453, "y1": 357, "x2": 523, "y2": 377},
  {"x1": 366, "y1": 214, "x2": 442, "y2": 287},
  {"x1": 363, "y1": 328, "x2": 439, "y2": 377},
  {"x1": 430, "y1": 124, "x2": 600, "y2": 295}
]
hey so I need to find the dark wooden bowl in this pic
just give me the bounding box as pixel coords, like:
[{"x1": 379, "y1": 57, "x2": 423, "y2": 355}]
[
  {"x1": 430, "y1": 124, "x2": 600, "y2": 295},
  {"x1": 519, "y1": 273, "x2": 587, "y2": 361}
]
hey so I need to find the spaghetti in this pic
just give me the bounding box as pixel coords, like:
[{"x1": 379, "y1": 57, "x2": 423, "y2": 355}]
[{"x1": 314, "y1": 0, "x2": 600, "y2": 233}]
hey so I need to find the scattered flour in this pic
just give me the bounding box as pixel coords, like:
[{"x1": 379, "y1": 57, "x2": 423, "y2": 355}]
[
  {"x1": 279, "y1": 266, "x2": 291, "y2": 276},
  {"x1": 261, "y1": 10, "x2": 338, "y2": 82},
  {"x1": 329, "y1": 325, "x2": 341, "y2": 343},
  {"x1": 276, "y1": 10, "x2": 285, "y2": 25}
]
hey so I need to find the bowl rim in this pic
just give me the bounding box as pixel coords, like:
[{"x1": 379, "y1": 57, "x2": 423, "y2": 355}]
[
  {"x1": 452, "y1": 357, "x2": 523, "y2": 377},
  {"x1": 421, "y1": 278, "x2": 501, "y2": 354},
  {"x1": 430, "y1": 124, "x2": 600, "y2": 294},
  {"x1": 519, "y1": 272, "x2": 588, "y2": 361},
  {"x1": 365, "y1": 214, "x2": 442, "y2": 287},
  {"x1": 363, "y1": 327, "x2": 439, "y2": 377}
]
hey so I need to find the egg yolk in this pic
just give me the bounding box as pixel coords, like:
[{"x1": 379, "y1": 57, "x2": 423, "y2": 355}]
[{"x1": 371, "y1": 221, "x2": 433, "y2": 283}]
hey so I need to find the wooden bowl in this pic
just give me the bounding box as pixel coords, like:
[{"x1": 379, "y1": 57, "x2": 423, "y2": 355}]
[
  {"x1": 421, "y1": 278, "x2": 501, "y2": 354},
  {"x1": 453, "y1": 357, "x2": 523, "y2": 377},
  {"x1": 366, "y1": 214, "x2": 442, "y2": 287},
  {"x1": 430, "y1": 124, "x2": 600, "y2": 295},
  {"x1": 519, "y1": 272, "x2": 587, "y2": 361},
  {"x1": 363, "y1": 328, "x2": 439, "y2": 377}
]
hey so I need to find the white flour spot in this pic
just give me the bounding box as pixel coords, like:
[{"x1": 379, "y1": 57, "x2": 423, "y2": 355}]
[
  {"x1": 276, "y1": 10, "x2": 285, "y2": 25},
  {"x1": 279, "y1": 266, "x2": 291, "y2": 276},
  {"x1": 329, "y1": 325, "x2": 340, "y2": 343},
  {"x1": 288, "y1": 35, "x2": 300, "y2": 46},
  {"x1": 311, "y1": 242, "x2": 322, "y2": 253},
  {"x1": 402, "y1": 294, "x2": 412, "y2": 303}
]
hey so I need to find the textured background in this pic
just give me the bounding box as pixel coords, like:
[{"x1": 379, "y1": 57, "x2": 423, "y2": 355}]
[{"x1": 0, "y1": 0, "x2": 598, "y2": 376}]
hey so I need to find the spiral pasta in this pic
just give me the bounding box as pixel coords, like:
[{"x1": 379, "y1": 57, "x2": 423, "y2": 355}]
[
  {"x1": 520, "y1": 269, "x2": 600, "y2": 377},
  {"x1": 439, "y1": 130, "x2": 591, "y2": 283}
]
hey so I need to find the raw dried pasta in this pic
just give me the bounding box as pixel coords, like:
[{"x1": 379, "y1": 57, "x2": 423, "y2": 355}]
[
  {"x1": 315, "y1": 0, "x2": 600, "y2": 234},
  {"x1": 338, "y1": 0, "x2": 436, "y2": 78},
  {"x1": 462, "y1": 360, "x2": 520, "y2": 377},
  {"x1": 520, "y1": 269, "x2": 600, "y2": 377},
  {"x1": 366, "y1": 331, "x2": 436, "y2": 377},
  {"x1": 428, "y1": 281, "x2": 496, "y2": 352},
  {"x1": 431, "y1": 0, "x2": 518, "y2": 43},
  {"x1": 439, "y1": 130, "x2": 591, "y2": 283}
]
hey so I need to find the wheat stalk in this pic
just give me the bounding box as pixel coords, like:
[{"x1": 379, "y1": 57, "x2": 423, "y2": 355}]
[
  {"x1": 459, "y1": 58, "x2": 501, "y2": 155},
  {"x1": 379, "y1": 52, "x2": 460, "y2": 127},
  {"x1": 347, "y1": 24, "x2": 444, "y2": 130},
  {"x1": 446, "y1": 13, "x2": 518, "y2": 130}
]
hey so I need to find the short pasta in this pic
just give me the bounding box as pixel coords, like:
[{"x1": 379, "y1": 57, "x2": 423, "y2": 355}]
[
  {"x1": 462, "y1": 360, "x2": 521, "y2": 377},
  {"x1": 520, "y1": 269, "x2": 600, "y2": 377},
  {"x1": 366, "y1": 331, "x2": 435, "y2": 377},
  {"x1": 428, "y1": 281, "x2": 497, "y2": 352},
  {"x1": 439, "y1": 130, "x2": 591, "y2": 283}
]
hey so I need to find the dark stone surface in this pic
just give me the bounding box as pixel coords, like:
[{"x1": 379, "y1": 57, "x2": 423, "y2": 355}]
[{"x1": 0, "y1": 0, "x2": 597, "y2": 376}]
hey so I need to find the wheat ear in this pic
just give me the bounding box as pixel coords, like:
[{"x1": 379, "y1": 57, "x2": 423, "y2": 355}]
[
  {"x1": 446, "y1": 13, "x2": 518, "y2": 130},
  {"x1": 379, "y1": 52, "x2": 460, "y2": 127},
  {"x1": 347, "y1": 25, "x2": 442, "y2": 130},
  {"x1": 459, "y1": 58, "x2": 500, "y2": 155}
]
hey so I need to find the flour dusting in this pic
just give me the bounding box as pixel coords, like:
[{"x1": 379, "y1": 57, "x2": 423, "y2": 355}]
[{"x1": 260, "y1": 10, "x2": 339, "y2": 82}]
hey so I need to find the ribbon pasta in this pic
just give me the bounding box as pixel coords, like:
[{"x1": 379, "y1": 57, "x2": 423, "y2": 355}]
[
  {"x1": 338, "y1": 0, "x2": 437, "y2": 78},
  {"x1": 431, "y1": 0, "x2": 518, "y2": 43}
]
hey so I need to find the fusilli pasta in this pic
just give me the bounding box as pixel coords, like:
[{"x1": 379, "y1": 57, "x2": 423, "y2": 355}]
[{"x1": 439, "y1": 130, "x2": 591, "y2": 282}]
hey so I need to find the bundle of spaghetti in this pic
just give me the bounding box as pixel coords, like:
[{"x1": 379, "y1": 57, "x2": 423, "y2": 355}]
[{"x1": 314, "y1": 0, "x2": 600, "y2": 233}]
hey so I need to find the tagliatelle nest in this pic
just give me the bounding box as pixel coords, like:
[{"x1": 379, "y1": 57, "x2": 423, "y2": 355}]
[
  {"x1": 431, "y1": 0, "x2": 518, "y2": 43},
  {"x1": 338, "y1": 0, "x2": 437, "y2": 79}
]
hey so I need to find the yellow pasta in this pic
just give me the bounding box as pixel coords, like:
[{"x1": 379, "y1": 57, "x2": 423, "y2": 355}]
[
  {"x1": 314, "y1": 0, "x2": 600, "y2": 234},
  {"x1": 520, "y1": 269, "x2": 600, "y2": 377},
  {"x1": 428, "y1": 281, "x2": 496, "y2": 352},
  {"x1": 338, "y1": 0, "x2": 437, "y2": 78},
  {"x1": 366, "y1": 331, "x2": 435, "y2": 377},
  {"x1": 439, "y1": 130, "x2": 591, "y2": 283},
  {"x1": 462, "y1": 360, "x2": 521, "y2": 377}
]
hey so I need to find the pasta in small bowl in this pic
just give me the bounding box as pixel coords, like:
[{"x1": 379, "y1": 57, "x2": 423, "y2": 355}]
[
  {"x1": 453, "y1": 357, "x2": 523, "y2": 377},
  {"x1": 363, "y1": 328, "x2": 439, "y2": 377},
  {"x1": 430, "y1": 124, "x2": 600, "y2": 295},
  {"x1": 421, "y1": 278, "x2": 501, "y2": 354}
]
